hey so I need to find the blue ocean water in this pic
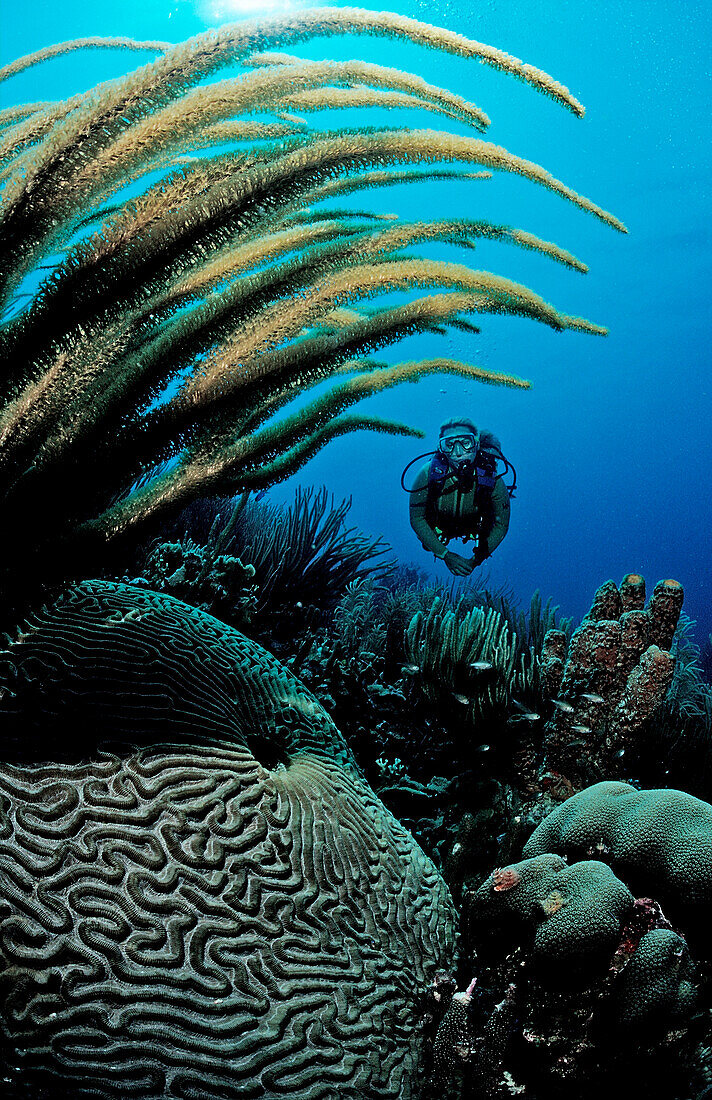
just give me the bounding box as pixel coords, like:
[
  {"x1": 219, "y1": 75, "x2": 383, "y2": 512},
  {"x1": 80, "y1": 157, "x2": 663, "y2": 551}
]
[{"x1": 1, "y1": 0, "x2": 710, "y2": 640}]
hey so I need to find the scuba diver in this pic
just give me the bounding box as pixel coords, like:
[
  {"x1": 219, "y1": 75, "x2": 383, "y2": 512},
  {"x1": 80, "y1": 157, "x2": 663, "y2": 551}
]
[{"x1": 404, "y1": 418, "x2": 515, "y2": 577}]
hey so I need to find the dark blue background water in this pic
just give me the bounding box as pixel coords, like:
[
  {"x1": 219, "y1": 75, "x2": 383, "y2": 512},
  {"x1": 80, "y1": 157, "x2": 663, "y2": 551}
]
[{"x1": 2, "y1": 0, "x2": 710, "y2": 639}]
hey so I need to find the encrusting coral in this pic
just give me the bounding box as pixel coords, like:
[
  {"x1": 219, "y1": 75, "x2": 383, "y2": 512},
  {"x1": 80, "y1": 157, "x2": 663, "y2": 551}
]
[
  {"x1": 0, "y1": 580, "x2": 456, "y2": 1098},
  {"x1": 0, "y1": 8, "x2": 623, "y2": 596},
  {"x1": 451, "y1": 792, "x2": 710, "y2": 1096},
  {"x1": 127, "y1": 485, "x2": 392, "y2": 636}
]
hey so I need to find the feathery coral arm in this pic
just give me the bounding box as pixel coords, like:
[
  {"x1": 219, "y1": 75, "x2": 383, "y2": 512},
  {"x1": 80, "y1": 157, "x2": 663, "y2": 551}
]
[
  {"x1": 136, "y1": 8, "x2": 585, "y2": 114},
  {"x1": 240, "y1": 416, "x2": 419, "y2": 490},
  {"x1": 73, "y1": 61, "x2": 491, "y2": 197},
  {"x1": 215, "y1": 359, "x2": 527, "y2": 478},
  {"x1": 82, "y1": 357, "x2": 513, "y2": 536},
  {"x1": 230, "y1": 356, "x2": 530, "y2": 447},
  {"x1": 183, "y1": 260, "x2": 600, "y2": 406},
  {"x1": 0, "y1": 126, "x2": 619, "y2": 346},
  {"x1": 0, "y1": 37, "x2": 171, "y2": 84},
  {"x1": 0, "y1": 103, "x2": 54, "y2": 128}
]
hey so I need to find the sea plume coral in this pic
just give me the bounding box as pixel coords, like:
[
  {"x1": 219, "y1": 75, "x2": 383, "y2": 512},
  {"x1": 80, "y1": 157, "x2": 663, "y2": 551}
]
[{"x1": 0, "y1": 9, "x2": 624, "y2": 594}]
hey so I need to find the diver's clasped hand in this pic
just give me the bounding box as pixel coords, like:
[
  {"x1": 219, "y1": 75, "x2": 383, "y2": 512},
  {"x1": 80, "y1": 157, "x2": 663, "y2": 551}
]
[
  {"x1": 443, "y1": 547, "x2": 489, "y2": 575},
  {"x1": 443, "y1": 550, "x2": 475, "y2": 576}
]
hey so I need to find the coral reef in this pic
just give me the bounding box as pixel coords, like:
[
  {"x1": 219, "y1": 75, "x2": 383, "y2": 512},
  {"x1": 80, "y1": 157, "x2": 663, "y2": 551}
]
[
  {"x1": 0, "y1": 9, "x2": 623, "y2": 598},
  {"x1": 403, "y1": 596, "x2": 538, "y2": 724},
  {"x1": 614, "y1": 928, "x2": 697, "y2": 1030},
  {"x1": 0, "y1": 581, "x2": 455, "y2": 1098},
  {"x1": 523, "y1": 780, "x2": 712, "y2": 933},
  {"x1": 128, "y1": 536, "x2": 259, "y2": 624},
  {"x1": 467, "y1": 853, "x2": 635, "y2": 976},
  {"x1": 445, "y1": 778, "x2": 712, "y2": 1097},
  {"x1": 127, "y1": 486, "x2": 392, "y2": 640},
  {"x1": 527, "y1": 575, "x2": 684, "y2": 787}
]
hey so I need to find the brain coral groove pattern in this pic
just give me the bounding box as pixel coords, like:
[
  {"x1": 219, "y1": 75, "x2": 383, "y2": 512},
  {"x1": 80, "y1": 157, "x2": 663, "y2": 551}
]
[{"x1": 0, "y1": 581, "x2": 456, "y2": 1098}]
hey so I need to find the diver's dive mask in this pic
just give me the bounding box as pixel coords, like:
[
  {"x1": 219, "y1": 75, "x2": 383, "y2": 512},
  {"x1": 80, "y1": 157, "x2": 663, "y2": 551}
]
[{"x1": 439, "y1": 431, "x2": 479, "y2": 476}]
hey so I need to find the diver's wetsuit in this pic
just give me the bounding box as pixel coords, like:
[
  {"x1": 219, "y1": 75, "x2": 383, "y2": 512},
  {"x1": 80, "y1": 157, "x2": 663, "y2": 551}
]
[{"x1": 409, "y1": 462, "x2": 511, "y2": 561}]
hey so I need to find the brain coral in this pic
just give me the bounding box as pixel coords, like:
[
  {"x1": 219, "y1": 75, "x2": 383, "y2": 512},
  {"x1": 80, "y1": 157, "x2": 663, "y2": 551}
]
[
  {"x1": 522, "y1": 781, "x2": 712, "y2": 924},
  {"x1": 0, "y1": 581, "x2": 456, "y2": 1098}
]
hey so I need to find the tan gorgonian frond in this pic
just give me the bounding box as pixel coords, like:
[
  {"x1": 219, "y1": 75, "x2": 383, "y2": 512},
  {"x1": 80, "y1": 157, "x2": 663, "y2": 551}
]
[
  {"x1": 349, "y1": 219, "x2": 587, "y2": 271},
  {"x1": 74, "y1": 126, "x2": 622, "y2": 287},
  {"x1": 285, "y1": 209, "x2": 399, "y2": 224},
  {"x1": 141, "y1": 8, "x2": 586, "y2": 114},
  {"x1": 165, "y1": 214, "x2": 581, "y2": 306},
  {"x1": 1, "y1": 1, "x2": 567, "y2": 223},
  {"x1": 95, "y1": 121, "x2": 305, "y2": 186},
  {"x1": 189, "y1": 358, "x2": 528, "y2": 486},
  {"x1": 74, "y1": 60, "x2": 489, "y2": 197},
  {"x1": 0, "y1": 99, "x2": 79, "y2": 175},
  {"x1": 88, "y1": 414, "x2": 420, "y2": 538},
  {"x1": 0, "y1": 103, "x2": 53, "y2": 127},
  {"x1": 277, "y1": 86, "x2": 471, "y2": 123},
  {"x1": 87, "y1": 353, "x2": 522, "y2": 535},
  {"x1": 310, "y1": 308, "x2": 367, "y2": 329},
  {"x1": 0, "y1": 5, "x2": 577, "y2": 235},
  {"x1": 506, "y1": 228, "x2": 587, "y2": 271},
  {"x1": 243, "y1": 51, "x2": 305, "y2": 67},
  {"x1": 165, "y1": 222, "x2": 350, "y2": 300},
  {"x1": 240, "y1": 352, "x2": 529, "y2": 442},
  {"x1": 274, "y1": 112, "x2": 309, "y2": 125},
  {"x1": 224, "y1": 290, "x2": 546, "y2": 392},
  {"x1": 290, "y1": 167, "x2": 493, "y2": 210},
  {"x1": 0, "y1": 320, "x2": 133, "y2": 467},
  {"x1": 184, "y1": 258, "x2": 603, "y2": 405},
  {"x1": 262, "y1": 59, "x2": 491, "y2": 127},
  {"x1": 240, "y1": 415, "x2": 421, "y2": 490},
  {"x1": 0, "y1": 36, "x2": 170, "y2": 83},
  {"x1": 199, "y1": 120, "x2": 306, "y2": 144}
]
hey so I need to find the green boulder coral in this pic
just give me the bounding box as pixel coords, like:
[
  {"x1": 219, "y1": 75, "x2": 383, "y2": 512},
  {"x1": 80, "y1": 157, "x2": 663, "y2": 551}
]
[
  {"x1": 614, "y1": 928, "x2": 697, "y2": 1030},
  {"x1": 523, "y1": 780, "x2": 712, "y2": 924},
  {"x1": 466, "y1": 853, "x2": 634, "y2": 976}
]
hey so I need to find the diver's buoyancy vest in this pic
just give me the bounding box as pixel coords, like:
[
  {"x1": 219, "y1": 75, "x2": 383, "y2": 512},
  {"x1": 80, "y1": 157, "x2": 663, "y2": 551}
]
[{"x1": 425, "y1": 446, "x2": 498, "y2": 538}]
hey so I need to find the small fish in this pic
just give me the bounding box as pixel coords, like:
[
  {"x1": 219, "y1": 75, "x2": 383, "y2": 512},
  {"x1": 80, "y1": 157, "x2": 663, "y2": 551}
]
[
  {"x1": 581, "y1": 693, "x2": 605, "y2": 704},
  {"x1": 570, "y1": 725, "x2": 591, "y2": 735},
  {"x1": 552, "y1": 698, "x2": 575, "y2": 714},
  {"x1": 476, "y1": 744, "x2": 491, "y2": 753},
  {"x1": 401, "y1": 664, "x2": 420, "y2": 675},
  {"x1": 508, "y1": 711, "x2": 541, "y2": 724},
  {"x1": 453, "y1": 693, "x2": 471, "y2": 705},
  {"x1": 469, "y1": 661, "x2": 493, "y2": 671}
]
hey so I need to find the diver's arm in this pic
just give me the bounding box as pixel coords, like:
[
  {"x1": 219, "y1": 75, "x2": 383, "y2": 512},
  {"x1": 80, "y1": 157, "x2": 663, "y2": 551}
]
[
  {"x1": 479, "y1": 478, "x2": 511, "y2": 558},
  {"x1": 409, "y1": 465, "x2": 448, "y2": 558}
]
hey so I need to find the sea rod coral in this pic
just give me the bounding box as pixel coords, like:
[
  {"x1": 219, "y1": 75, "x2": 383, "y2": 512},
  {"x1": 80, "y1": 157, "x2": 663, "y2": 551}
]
[{"x1": 0, "y1": 8, "x2": 624, "y2": 597}]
